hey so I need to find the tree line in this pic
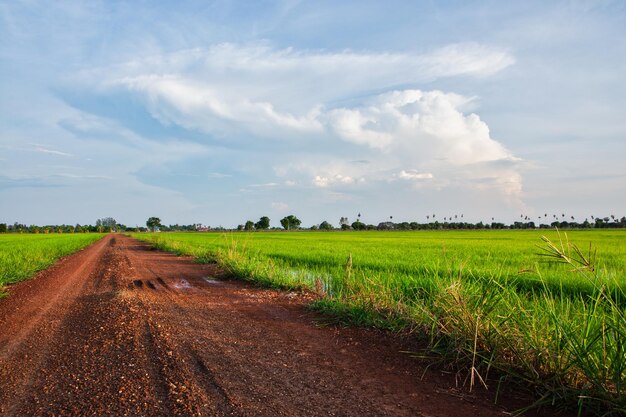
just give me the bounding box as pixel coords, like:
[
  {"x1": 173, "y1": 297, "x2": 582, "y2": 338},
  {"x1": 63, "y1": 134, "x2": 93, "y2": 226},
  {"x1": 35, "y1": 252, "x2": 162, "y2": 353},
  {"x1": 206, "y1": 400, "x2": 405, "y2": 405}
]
[
  {"x1": 1, "y1": 214, "x2": 624, "y2": 234},
  {"x1": 234, "y1": 214, "x2": 626, "y2": 231}
]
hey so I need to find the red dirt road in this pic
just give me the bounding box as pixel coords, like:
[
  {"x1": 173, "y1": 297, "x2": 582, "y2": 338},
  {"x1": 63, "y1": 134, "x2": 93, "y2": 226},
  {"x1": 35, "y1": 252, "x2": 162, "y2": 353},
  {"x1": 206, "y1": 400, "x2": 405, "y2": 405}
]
[{"x1": 0, "y1": 235, "x2": 557, "y2": 416}]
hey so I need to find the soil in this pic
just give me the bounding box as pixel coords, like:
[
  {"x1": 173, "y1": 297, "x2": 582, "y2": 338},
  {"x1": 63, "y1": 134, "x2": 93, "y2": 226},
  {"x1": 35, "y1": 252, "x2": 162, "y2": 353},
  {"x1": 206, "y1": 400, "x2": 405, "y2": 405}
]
[{"x1": 0, "y1": 234, "x2": 571, "y2": 416}]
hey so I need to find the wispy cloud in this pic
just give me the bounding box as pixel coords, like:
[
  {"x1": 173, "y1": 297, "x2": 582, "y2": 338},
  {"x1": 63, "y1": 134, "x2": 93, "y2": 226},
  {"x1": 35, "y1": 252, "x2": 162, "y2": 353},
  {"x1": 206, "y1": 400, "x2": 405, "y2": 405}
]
[
  {"x1": 0, "y1": 144, "x2": 73, "y2": 157},
  {"x1": 32, "y1": 146, "x2": 73, "y2": 157},
  {"x1": 207, "y1": 172, "x2": 232, "y2": 178}
]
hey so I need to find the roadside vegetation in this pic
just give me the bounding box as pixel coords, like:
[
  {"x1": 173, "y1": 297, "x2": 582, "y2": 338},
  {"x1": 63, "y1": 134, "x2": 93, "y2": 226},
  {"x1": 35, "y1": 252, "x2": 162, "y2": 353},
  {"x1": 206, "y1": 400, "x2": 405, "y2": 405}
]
[
  {"x1": 0, "y1": 234, "x2": 104, "y2": 294},
  {"x1": 133, "y1": 229, "x2": 625, "y2": 415}
]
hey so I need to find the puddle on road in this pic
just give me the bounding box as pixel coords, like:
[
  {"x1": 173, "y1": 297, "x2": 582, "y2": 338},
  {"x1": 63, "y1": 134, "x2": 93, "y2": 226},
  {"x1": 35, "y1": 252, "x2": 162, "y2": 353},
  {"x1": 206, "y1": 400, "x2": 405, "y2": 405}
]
[
  {"x1": 173, "y1": 279, "x2": 192, "y2": 289},
  {"x1": 203, "y1": 277, "x2": 222, "y2": 285}
]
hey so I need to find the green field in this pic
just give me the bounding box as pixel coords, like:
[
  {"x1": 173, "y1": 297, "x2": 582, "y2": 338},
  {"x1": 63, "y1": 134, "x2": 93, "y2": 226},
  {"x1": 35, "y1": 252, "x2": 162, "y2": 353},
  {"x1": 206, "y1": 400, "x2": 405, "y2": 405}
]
[
  {"x1": 0, "y1": 233, "x2": 104, "y2": 291},
  {"x1": 134, "y1": 229, "x2": 625, "y2": 414}
]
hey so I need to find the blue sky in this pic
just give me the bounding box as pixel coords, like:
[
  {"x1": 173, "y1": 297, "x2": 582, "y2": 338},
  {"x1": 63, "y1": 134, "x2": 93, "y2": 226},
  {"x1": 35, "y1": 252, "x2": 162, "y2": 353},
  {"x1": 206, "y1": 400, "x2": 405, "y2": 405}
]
[{"x1": 1, "y1": 0, "x2": 625, "y2": 227}]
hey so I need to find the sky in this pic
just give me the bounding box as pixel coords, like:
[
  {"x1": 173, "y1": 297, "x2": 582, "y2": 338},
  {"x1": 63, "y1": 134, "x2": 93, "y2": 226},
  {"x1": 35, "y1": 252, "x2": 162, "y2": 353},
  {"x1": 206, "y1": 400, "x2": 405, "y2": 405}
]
[{"x1": 1, "y1": 0, "x2": 625, "y2": 228}]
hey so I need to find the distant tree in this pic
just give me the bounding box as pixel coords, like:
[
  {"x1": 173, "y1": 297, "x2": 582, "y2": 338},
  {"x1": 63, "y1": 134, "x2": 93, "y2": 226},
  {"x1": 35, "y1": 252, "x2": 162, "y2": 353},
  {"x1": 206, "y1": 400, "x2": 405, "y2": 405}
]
[
  {"x1": 0, "y1": 223, "x2": 6, "y2": 233},
  {"x1": 339, "y1": 217, "x2": 349, "y2": 228},
  {"x1": 255, "y1": 216, "x2": 270, "y2": 230},
  {"x1": 237, "y1": 224, "x2": 244, "y2": 231},
  {"x1": 397, "y1": 222, "x2": 410, "y2": 230},
  {"x1": 351, "y1": 220, "x2": 366, "y2": 230},
  {"x1": 102, "y1": 217, "x2": 117, "y2": 228},
  {"x1": 319, "y1": 221, "x2": 333, "y2": 231},
  {"x1": 96, "y1": 217, "x2": 118, "y2": 232},
  {"x1": 146, "y1": 217, "x2": 162, "y2": 232},
  {"x1": 280, "y1": 215, "x2": 301, "y2": 230},
  {"x1": 244, "y1": 220, "x2": 255, "y2": 231},
  {"x1": 377, "y1": 222, "x2": 394, "y2": 230}
]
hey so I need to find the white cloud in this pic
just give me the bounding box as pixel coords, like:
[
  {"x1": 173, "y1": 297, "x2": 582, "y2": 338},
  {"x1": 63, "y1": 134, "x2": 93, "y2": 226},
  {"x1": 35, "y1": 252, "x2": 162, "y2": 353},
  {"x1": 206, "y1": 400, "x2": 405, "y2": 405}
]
[
  {"x1": 326, "y1": 108, "x2": 393, "y2": 148},
  {"x1": 312, "y1": 174, "x2": 358, "y2": 188},
  {"x1": 327, "y1": 90, "x2": 510, "y2": 166},
  {"x1": 80, "y1": 42, "x2": 523, "y2": 206},
  {"x1": 419, "y1": 43, "x2": 514, "y2": 78},
  {"x1": 398, "y1": 170, "x2": 433, "y2": 180},
  {"x1": 120, "y1": 75, "x2": 323, "y2": 138},
  {"x1": 265, "y1": 88, "x2": 522, "y2": 198},
  {"x1": 92, "y1": 42, "x2": 513, "y2": 139}
]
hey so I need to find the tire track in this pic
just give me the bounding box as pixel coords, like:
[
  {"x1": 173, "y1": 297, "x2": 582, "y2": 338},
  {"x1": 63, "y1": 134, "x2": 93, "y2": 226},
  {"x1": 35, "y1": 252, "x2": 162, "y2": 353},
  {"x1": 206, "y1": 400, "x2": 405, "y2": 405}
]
[{"x1": 141, "y1": 321, "x2": 177, "y2": 416}]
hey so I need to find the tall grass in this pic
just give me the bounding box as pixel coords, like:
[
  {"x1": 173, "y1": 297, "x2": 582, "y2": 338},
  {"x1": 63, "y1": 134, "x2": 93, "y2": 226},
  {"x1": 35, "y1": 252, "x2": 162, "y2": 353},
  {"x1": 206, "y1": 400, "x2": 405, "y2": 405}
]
[
  {"x1": 133, "y1": 230, "x2": 625, "y2": 414},
  {"x1": 0, "y1": 233, "x2": 104, "y2": 294}
]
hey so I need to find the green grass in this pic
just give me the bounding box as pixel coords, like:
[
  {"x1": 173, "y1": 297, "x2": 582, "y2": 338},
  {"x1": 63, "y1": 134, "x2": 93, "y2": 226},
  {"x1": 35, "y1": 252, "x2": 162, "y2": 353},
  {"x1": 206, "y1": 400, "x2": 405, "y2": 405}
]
[
  {"x1": 133, "y1": 230, "x2": 625, "y2": 296},
  {"x1": 133, "y1": 229, "x2": 625, "y2": 415},
  {"x1": 0, "y1": 233, "x2": 104, "y2": 293}
]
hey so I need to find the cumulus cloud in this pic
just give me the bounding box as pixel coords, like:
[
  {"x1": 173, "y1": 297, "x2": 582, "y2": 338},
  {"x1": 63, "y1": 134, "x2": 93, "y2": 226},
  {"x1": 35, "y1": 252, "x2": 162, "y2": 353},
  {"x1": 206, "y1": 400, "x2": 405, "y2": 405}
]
[
  {"x1": 327, "y1": 89, "x2": 511, "y2": 165},
  {"x1": 267, "y1": 88, "x2": 521, "y2": 198}
]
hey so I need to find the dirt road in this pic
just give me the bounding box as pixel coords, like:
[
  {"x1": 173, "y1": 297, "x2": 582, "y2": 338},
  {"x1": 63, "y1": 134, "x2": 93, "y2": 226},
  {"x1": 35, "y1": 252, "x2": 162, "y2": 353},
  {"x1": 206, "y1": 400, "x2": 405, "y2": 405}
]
[{"x1": 0, "y1": 234, "x2": 552, "y2": 416}]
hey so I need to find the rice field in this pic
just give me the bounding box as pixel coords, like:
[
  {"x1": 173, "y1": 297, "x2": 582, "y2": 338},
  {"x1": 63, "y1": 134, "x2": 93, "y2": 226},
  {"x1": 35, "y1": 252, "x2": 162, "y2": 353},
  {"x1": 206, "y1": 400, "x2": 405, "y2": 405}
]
[
  {"x1": 0, "y1": 233, "x2": 104, "y2": 292},
  {"x1": 134, "y1": 229, "x2": 626, "y2": 415}
]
